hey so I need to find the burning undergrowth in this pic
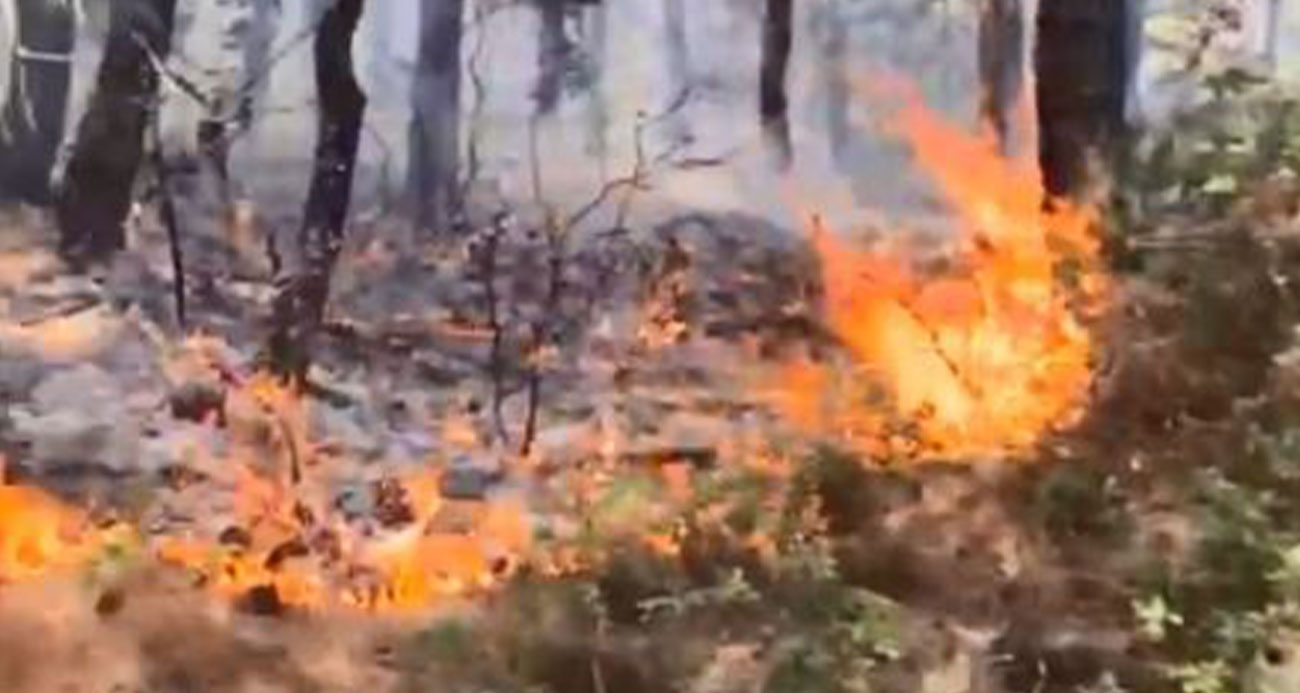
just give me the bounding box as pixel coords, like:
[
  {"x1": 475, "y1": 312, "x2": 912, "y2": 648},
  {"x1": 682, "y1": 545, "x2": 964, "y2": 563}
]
[
  {"x1": 775, "y1": 94, "x2": 1110, "y2": 459},
  {"x1": 0, "y1": 90, "x2": 1127, "y2": 692}
]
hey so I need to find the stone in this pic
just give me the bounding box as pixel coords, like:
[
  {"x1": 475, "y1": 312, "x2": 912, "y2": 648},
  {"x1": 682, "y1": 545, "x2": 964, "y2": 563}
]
[
  {"x1": 10, "y1": 365, "x2": 142, "y2": 473},
  {"x1": 169, "y1": 381, "x2": 226, "y2": 423},
  {"x1": 439, "y1": 454, "x2": 505, "y2": 501}
]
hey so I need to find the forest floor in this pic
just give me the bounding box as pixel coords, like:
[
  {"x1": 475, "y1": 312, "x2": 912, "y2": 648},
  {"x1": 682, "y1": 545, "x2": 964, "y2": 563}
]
[{"x1": 3, "y1": 177, "x2": 1300, "y2": 693}]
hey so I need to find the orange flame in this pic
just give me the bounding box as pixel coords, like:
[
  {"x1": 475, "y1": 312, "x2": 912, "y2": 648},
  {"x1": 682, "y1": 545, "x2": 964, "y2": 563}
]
[
  {"x1": 778, "y1": 95, "x2": 1108, "y2": 458},
  {"x1": 0, "y1": 480, "x2": 131, "y2": 583}
]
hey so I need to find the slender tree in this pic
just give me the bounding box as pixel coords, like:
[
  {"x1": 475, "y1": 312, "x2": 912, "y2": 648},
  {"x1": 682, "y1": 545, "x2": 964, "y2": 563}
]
[
  {"x1": 0, "y1": 0, "x2": 75, "y2": 205},
  {"x1": 1034, "y1": 0, "x2": 1129, "y2": 199},
  {"x1": 267, "y1": 0, "x2": 367, "y2": 382},
  {"x1": 408, "y1": 0, "x2": 465, "y2": 232},
  {"x1": 535, "y1": 0, "x2": 567, "y2": 116},
  {"x1": 662, "y1": 0, "x2": 692, "y2": 146},
  {"x1": 581, "y1": 1, "x2": 610, "y2": 178},
  {"x1": 816, "y1": 0, "x2": 850, "y2": 172},
  {"x1": 977, "y1": 0, "x2": 1024, "y2": 151},
  {"x1": 760, "y1": 0, "x2": 793, "y2": 169},
  {"x1": 57, "y1": 0, "x2": 179, "y2": 264}
]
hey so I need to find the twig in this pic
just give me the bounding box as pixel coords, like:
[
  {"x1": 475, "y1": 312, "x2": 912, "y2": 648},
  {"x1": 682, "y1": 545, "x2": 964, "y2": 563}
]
[
  {"x1": 529, "y1": 114, "x2": 545, "y2": 204},
  {"x1": 149, "y1": 98, "x2": 188, "y2": 330},
  {"x1": 235, "y1": 0, "x2": 338, "y2": 101},
  {"x1": 564, "y1": 87, "x2": 713, "y2": 231},
  {"x1": 520, "y1": 216, "x2": 566, "y2": 457},
  {"x1": 483, "y1": 212, "x2": 510, "y2": 444},
  {"x1": 132, "y1": 31, "x2": 210, "y2": 109}
]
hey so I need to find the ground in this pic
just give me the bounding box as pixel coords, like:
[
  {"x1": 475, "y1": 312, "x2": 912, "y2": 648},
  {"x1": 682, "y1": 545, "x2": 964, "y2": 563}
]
[{"x1": 2, "y1": 130, "x2": 1300, "y2": 693}]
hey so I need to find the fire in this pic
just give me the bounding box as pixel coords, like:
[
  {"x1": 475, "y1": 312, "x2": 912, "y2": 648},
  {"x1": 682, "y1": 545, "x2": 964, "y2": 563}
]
[
  {"x1": 0, "y1": 480, "x2": 130, "y2": 583},
  {"x1": 777, "y1": 96, "x2": 1108, "y2": 458}
]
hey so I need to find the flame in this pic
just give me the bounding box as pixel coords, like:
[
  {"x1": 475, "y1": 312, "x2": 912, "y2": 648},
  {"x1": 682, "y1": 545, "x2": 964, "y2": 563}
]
[
  {"x1": 777, "y1": 95, "x2": 1108, "y2": 458},
  {"x1": 0, "y1": 481, "x2": 131, "y2": 583},
  {"x1": 141, "y1": 376, "x2": 541, "y2": 615}
]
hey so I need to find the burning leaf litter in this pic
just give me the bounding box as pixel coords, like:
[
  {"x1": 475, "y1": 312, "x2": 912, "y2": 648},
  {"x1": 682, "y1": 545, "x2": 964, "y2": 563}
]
[{"x1": 0, "y1": 96, "x2": 1109, "y2": 620}]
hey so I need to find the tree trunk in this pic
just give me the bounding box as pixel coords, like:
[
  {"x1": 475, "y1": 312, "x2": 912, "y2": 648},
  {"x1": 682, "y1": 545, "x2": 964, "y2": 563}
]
[
  {"x1": 407, "y1": 0, "x2": 464, "y2": 233},
  {"x1": 534, "y1": 0, "x2": 566, "y2": 116},
  {"x1": 0, "y1": 0, "x2": 75, "y2": 205},
  {"x1": 760, "y1": 0, "x2": 793, "y2": 169},
  {"x1": 243, "y1": 0, "x2": 281, "y2": 127},
  {"x1": 816, "y1": 0, "x2": 850, "y2": 172},
  {"x1": 1034, "y1": 0, "x2": 1129, "y2": 199},
  {"x1": 581, "y1": 2, "x2": 609, "y2": 179},
  {"x1": 977, "y1": 0, "x2": 1024, "y2": 152},
  {"x1": 56, "y1": 0, "x2": 178, "y2": 264},
  {"x1": 662, "y1": 0, "x2": 692, "y2": 146},
  {"x1": 266, "y1": 0, "x2": 366, "y2": 383}
]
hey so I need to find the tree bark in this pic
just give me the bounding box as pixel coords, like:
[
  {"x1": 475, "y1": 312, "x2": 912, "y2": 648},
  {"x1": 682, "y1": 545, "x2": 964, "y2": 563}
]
[
  {"x1": 407, "y1": 0, "x2": 464, "y2": 233},
  {"x1": 760, "y1": 0, "x2": 793, "y2": 169},
  {"x1": 267, "y1": 0, "x2": 367, "y2": 383},
  {"x1": 534, "y1": 0, "x2": 567, "y2": 116},
  {"x1": 977, "y1": 0, "x2": 1024, "y2": 152},
  {"x1": 0, "y1": 0, "x2": 75, "y2": 206},
  {"x1": 56, "y1": 0, "x2": 178, "y2": 264},
  {"x1": 1034, "y1": 0, "x2": 1129, "y2": 199}
]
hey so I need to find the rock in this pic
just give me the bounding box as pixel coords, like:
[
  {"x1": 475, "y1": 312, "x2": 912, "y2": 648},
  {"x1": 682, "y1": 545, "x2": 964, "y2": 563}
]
[
  {"x1": 310, "y1": 403, "x2": 383, "y2": 459},
  {"x1": 371, "y1": 478, "x2": 416, "y2": 527},
  {"x1": 169, "y1": 381, "x2": 226, "y2": 423},
  {"x1": 0, "y1": 358, "x2": 44, "y2": 400},
  {"x1": 10, "y1": 365, "x2": 142, "y2": 473},
  {"x1": 333, "y1": 483, "x2": 373, "y2": 521},
  {"x1": 236, "y1": 584, "x2": 286, "y2": 617},
  {"x1": 138, "y1": 421, "x2": 226, "y2": 479},
  {"x1": 439, "y1": 454, "x2": 506, "y2": 501}
]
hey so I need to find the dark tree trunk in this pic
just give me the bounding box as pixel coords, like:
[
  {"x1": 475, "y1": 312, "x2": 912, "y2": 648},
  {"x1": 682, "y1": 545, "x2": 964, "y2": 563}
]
[
  {"x1": 56, "y1": 0, "x2": 178, "y2": 264},
  {"x1": 408, "y1": 0, "x2": 464, "y2": 233},
  {"x1": 535, "y1": 0, "x2": 566, "y2": 116},
  {"x1": 0, "y1": 0, "x2": 75, "y2": 205},
  {"x1": 267, "y1": 0, "x2": 367, "y2": 382},
  {"x1": 1034, "y1": 0, "x2": 1129, "y2": 199},
  {"x1": 977, "y1": 0, "x2": 1024, "y2": 151},
  {"x1": 760, "y1": 0, "x2": 793, "y2": 169}
]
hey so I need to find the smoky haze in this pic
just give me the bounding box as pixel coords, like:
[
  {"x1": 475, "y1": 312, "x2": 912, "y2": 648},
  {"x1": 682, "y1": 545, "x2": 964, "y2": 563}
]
[{"x1": 5, "y1": 0, "x2": 1299, "y2": 235}]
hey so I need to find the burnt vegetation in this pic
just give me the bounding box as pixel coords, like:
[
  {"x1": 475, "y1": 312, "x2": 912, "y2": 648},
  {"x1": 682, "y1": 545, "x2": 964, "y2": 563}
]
[{"x1": 0, "y1": 0, "x2": 1299, "y2": 692}]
